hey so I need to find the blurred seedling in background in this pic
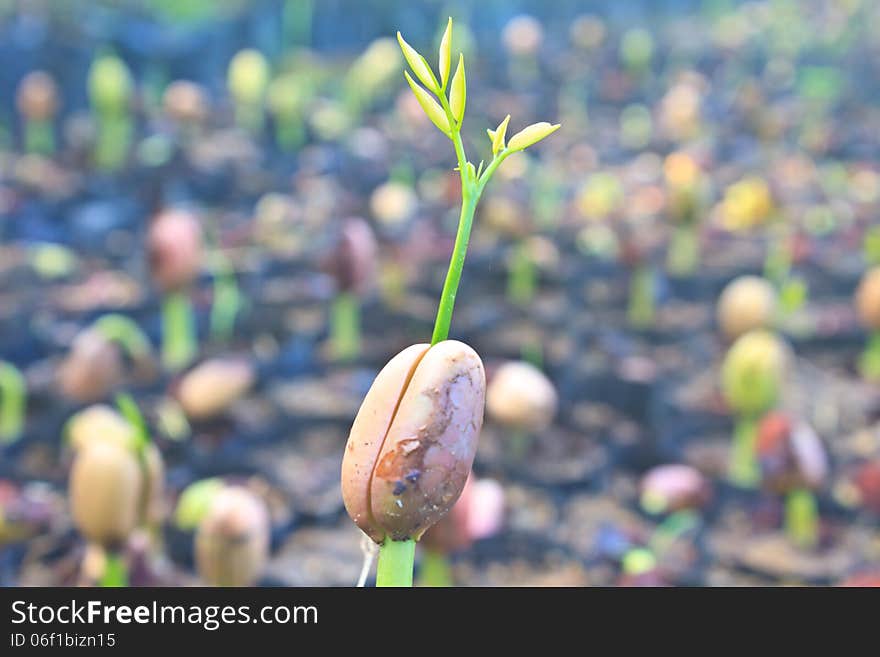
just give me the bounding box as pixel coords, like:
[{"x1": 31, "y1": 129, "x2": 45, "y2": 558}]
[
  {"x1": 148, "y1": 208, "x2": 204, "y2": 371},
  {"x1": 716, "y1": 275, "x2": 778, "y2": 343},
  {"x1": 486, "y1": 360, "x2": 558, "y2": 462},
  {"x1": 323, "y1": 217, "x2": 378, "y2": 362},
  {"x1": 343, "y1": 37, "x2": 402, "y2": 118},
  {"x1": 195, "y1": 485, "x2": 270, "y2": 587},
  {"x1": 58, "y1": 314, "x2": 155, "y2": 404},
  {"x1": 763, "y1": 223, "x2": 808, "y2": 319},
  {"x1": 162, "y1": 80, "x2": 208, "y2": 139},
  {"x1": 663, "y1": 152, "x2": 707, "y2": 278},
  {"x1": 502, "y1": 15, "x2": 543, "y2": 87},
  {"x1": 417, "y1": 475, "x2": 505, "y2": 587},
  {"x1": 16, "y1": 71, "x2": 59, "y2": 155},
  {"x1": 228, "y1": 49, "x2": 270, "y2": 135},
  {"x1": 854, "y1": 267, "x2": 880, "y2": 381},
  {"x1": 341, "y1": 17, "x2": 559, "y2": 587},
  {"x1": 0, "y1": 361, "x2": 26, "y2": 444},
  {"x1": 88, "y1": 52, "x2": 133, "y2": 171},
  {"x1": 720, "y1": 329, "x2": 789, "y2": 488},
  {"x1": 755, "y1": 412, "x2": 828, "y2": 550},
  {"x1": 68, "y1": 395, "x2": 163, "y2": 586}
]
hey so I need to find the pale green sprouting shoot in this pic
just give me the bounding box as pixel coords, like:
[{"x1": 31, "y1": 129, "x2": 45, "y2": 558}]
[{"x1": 0, "y1": 361, "x2": 26, "y2": 444}]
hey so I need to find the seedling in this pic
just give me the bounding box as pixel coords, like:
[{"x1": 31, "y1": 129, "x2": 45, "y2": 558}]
[
  {"x1": 267, "y1": 72, "x2": 308, "y2": 150},
  {"x1": 58, "y1": 315, "x2": 154, "y2": 403},
  {"x1": 227, "y1": 49, "x2": 270, "y2": 134},
  {"x1": 855, "y1": 267, "x2": 880, "y2": 380},
  {"x1": 501, "y1": 15, "x2": 543, "y2": 86},
  {"x1": 68, "y1": 395, "x2": 162, "y2": 586},
  {"x1": 16, "y1": 71, "x2": 58, "y2": 155},
  {"x1": 208, "y1": 249, "x2": 243, "y2": 343},
  {"x1": 148, "y1": 208, "x2": 203, "y2": 371},
  {"x1": 720, "y1": 329, "x2": 788, "y2": 487},
  {"x1": 486, "y1": 360, "x2": 558, "y2": 461},
  {"x1": 716, "y1": 275, "x2": 777, "y2": 342},
  {"x1": 341, "y1": 18, "x2": 559, "y2": 587},
  {"x1": 621, "y1": 235, "x2": 656, "y2": 330},
  {"x1": 620, "y1": 28, "x2": 654, "y2": 78},
  {"x1": 174, "y1": 478, "x2": 225, "y2": 531},
  {"x1": 343, "y1": 38, "x2": 401, "y2": 117},
  {"x1": 195, "y1": 485, "x2": 270, "y2": 587},
  {"x1": 162, "y1": 80, "x2": 208, "y2": 136},
  {"x1": 324, "y1": 218, "x2": 377, "y2": 362},
  {"x1": 0, "y1": 361, "x2": 26, "y2": 444},
  {"x1": 663, "y1": 152, "x2": 704, "y2": 277},
  {"x1": 756, "y1": 412, "x2": 827, "y2": 550},
  {"x1": 88, "y1": 52, "x2": 133, "y2": 171}
]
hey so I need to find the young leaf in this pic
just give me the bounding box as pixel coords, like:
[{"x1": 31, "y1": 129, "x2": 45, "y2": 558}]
[
  {"x1": 404, "y1": 71, "x2": 451, "y2": 136},
  {"x1": 398, "y1": 32, "x2": 440, "y2": 94},
  {"x1": 489, "y1": 114, "x2": 511, "y2": 154},
  {"x1": 507, "y1": 122, "x2": 561, "y2": 151},
  {"x1": 439, "y1": 17, "x2": 453, "y2": 90},
  {"x1": 449, "y1": 54, "x2": 466, "y2": 124}
]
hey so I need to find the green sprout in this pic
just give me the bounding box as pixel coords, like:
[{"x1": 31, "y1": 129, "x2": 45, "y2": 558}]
[
  {"x1": 92, "y1": 314, "x2": 153, "y2": 365},
  {"x1": 0, "y1": 361, "x2": 26, "y2": 444},
  {"x1": 208, "y1": 251, "x2": 242, "y2": 343},
  {"x1": 721, "y1": 330, "x2": 787, "y2": 487},
  {"x1": 371, "y1": 18, "x2": 560, "y2": 587},
  {"x1": 628, "y1": 263, "x2": 656, "y2": 329},
  {"x1": 88, "y1": 52, "x2": 133, "y2": 171},
  {"x1": 228, "y1": 49, "x2": 270, "y2": 134},
  {"x1": 161, "y1": 291, "x2": 197, "y2": 371}
]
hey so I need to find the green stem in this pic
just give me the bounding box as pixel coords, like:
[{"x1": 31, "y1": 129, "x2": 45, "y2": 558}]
[
  {"x1": 507, "y1": 427, "x2": 532, "y2": 462},
  {"x1": 161, "y1": 291, "x2": 197, "y2": 371},
  {"x1": 24, "y1": 119, "x2": 54, "y2": 155},
  {"x1": 418, "y1": 549, "x2": 454, "y2": 587},
  {"x1": 376, "y1": 538, "x2": 415, "y2": 587},
  {"x1": 507, "y1": 240, "x2": 536, "y2": 306},
  {"x1": 431, "y1": 194, "x2": 477, "y2": 345},
  {"x1": 93, "y1": 314, "x2": 152, "y2": 362},
  {"x1": 236, "y1": 102, "x2": 264, "y2": 135},
  {"x1": 859, "y1": 331, "x2": 880, "y2": 381},
  {"x1": 0, "y1": 361, "x2": 26, "y2": 444},
  {"x1": 99, "y1": 551, "x2": 128, "y2": 587},
  {"x1": 210, "y1": 259, "x2": 242, "y2": 342},
  {"x1": 666, "y1": 224, "x2": 699, "y2": 277},
  {"x1": 95, "y1": 115, "x2": 132, "y2": 171},
  {"x1": 331, "y1": 292, "x2": 361, "y2": 361},
  {"x1": 729, "y1": 416, "x2": 760, "y2": 488},
  {"x1": 785, "y1": 488, "x2": 819, "y2": 550},
  {"x1": 628, "y1": 264, "x2": 655, "y2": 329}
]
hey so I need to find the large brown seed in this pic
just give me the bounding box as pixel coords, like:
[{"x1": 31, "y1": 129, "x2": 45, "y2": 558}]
[
  {"x1": 374, "y1": 342, "x2": 484, "y2": 540},
  {"x1": 69, "y1": 440, "x2": 143, "y2": 548},
  {"x1": 856, "y1": 267, "x2": 880, "y2": 331},
  {"x1": 341, "y1": 343, "x2": 430, "y2": 542}
]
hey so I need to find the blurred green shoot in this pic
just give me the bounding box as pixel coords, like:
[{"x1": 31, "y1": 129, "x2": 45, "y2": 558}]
[
  {"x1": 330, "y1": 291, "x2": 360, "y2": 362},
  {"x1": 785, "y1": 488, "x2": 819, "y2": 550},
  {"x1": 418, "y1": 549, "x2": 454, "y2": 587},
  {"x1": 93, "y1": 314, "x2": 153, "y2": 364},
  {"x1": 0, "y1": 361, "x2": 26, "y2": 444},
  {"x1": 628, "y1": 265, "x2": 655, "y2": 329},
  {"x1": 161, "y1": 291, "x2": 197, "y2": 371},
  {"x1": 228, "y1": 49, "x2": 269, "y2": 134},
  {"x1": 864, "y1": 225, "x2": 880, "y2": 267},
  {"x1": 209, "y1": 251, "x2": 242, "y2": 343},
  {"x1": 174, "y1": 477, "x2": 225, "y2": 530},
  {"x1": 507, "y1": 240, "x2": 537, "y2": 307},
  {"x1": 88, "y1": 52, "x2": 133, "y2": 171}
]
